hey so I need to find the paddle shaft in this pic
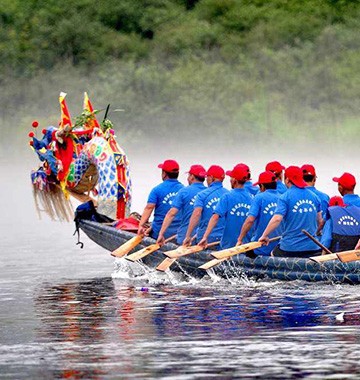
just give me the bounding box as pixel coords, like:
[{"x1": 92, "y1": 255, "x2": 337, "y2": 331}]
[{"x1": 301, "y1": 229, "x2": 332, "y2": 255}]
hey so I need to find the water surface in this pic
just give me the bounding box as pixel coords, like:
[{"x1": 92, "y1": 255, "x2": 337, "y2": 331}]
[{"x1": 2, "y1": 159, "x2": 360, "y2": 379}]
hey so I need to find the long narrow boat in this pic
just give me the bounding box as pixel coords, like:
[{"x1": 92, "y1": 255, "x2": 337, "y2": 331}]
[{"x1": 79, "y1": 220, "x2": 360, "y2": 284}]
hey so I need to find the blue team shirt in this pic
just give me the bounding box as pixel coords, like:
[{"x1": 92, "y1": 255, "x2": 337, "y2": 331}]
[
  {"x1": 249, "y1": 189, "x2": 284, "y2": 256},
  {"x1": 276, "y1": 181, "x2": 287, "y2": 194},
  {"x1": 321, "y1": 205, "x2": 360, "y2": 249},
  {"x1": 147, "y1": 179, "x2": 184, "y2": 239},
  {"x1": 194, "y1": 182, "x2": 229, "y2": 242},
  {"x1": 214, "y1": 188, "x2": 253, "y2": 249},
  {"x1": 245, "y1": 181, "x2": 259, "y2": 197},
  {"x1": 172, "y1": 182, "x2": 206, "y2": 244},
  {"x1": 343, "y1": 194, "x2": 360, "y2": 207},
  {"x1": 275, "y1": 186, "x2": 321, "y2": 252},
  {"x1": 307, "y1": 186, "x2": 330, "y2": 218}
]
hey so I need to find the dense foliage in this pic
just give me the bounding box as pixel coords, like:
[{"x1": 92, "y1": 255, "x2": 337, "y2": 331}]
[{"x1": 2, "y1": 0, "x2": 360, "y2": 147}]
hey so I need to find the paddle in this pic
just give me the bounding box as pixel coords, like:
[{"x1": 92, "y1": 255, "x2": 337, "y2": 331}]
[
  {"x1": 156, "y1": 241, "x2": 220, "y2": 272},
  {"x1": 111, "y1": 235, "x2": 143, "y2": 258},
  {"x1": 301, "y1": 229, "x2": 339, "y2": 263},
  {"x1": 302, "y1": 229, "x2": 332, "y2": 255},
  {"x1": 199, "y1": 237, "x2": 281, "y2": 270},
  {"x1": 125, "y1": 235, "x2": 176, "y2": 262}
]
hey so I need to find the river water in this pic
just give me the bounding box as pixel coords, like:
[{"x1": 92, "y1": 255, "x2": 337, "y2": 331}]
[{"x1": 2, "y1": 153, "x2": 360, "y2": 379}]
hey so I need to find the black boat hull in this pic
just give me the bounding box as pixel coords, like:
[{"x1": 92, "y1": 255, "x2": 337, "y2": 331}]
[{"x1": 79, "y1": 220, "x2": 360, "y2": 284}]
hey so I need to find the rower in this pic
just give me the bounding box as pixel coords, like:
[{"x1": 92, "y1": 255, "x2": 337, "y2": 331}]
[
  {"x1": 266, "y1": 161, "x2": 287, "y2": 194},
  {"x1": 237, "y1": 171, "x2": 284, "y2": 256},
  {"x1": 241, "y1": 163, "x2": 259, "y2": 197},
  {"x1": 183, "y1": 165, "x2": 228, "y2": 246},
  {"x1": 259, "y1": 166, "x2": 323, "y2": 258},
  {"x1": 138, "y1": 159, "x2": 184, "y2": 239},
  {"x1": 321, "y1": 196, "x2": 360, "y2": 252},
  {"x1": 333, "y1": 172, "x2": 360, "y2": 207},
  {"x1": 198, "y1": 164, "x2": 252, "y2": 249},
  {"x1": 301, "y1": 164, "x2": 330, "y2": 218},
  {"x1": 156, "y1": 165, "x2": 206, "y2": 246}
]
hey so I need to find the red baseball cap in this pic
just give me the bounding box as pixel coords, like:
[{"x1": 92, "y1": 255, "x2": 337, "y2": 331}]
[
  {"x1": 187, "y1": 164, "x2": 206, "y2": 178},
  {"x1": 285, "y1": 166, "x2": 307, "y2": 188},
  {"x1": 226, "y1": 164, "x2": 249, "y2": 181},
  {"x1": 333, "y1": 172, "x2": 356, "y2": 190},
  {"x1": 158, "y1": 159, "x2": 179, "y2": 173},
  {"x1": 199, "y1": 165, "x2": 225, "y2": 180},
  {"x1": 266, "y1": 161, "x2": 285, "y2": 174},
  {"x1": 302, "y1": 164, "x2": 316, "y2": 177},
  {"x1": 329, "y1": 196, "x2": 345, "y2": 207},
  {"x1": 253, "y1": 171, "x2": 277, "y2": 186}
]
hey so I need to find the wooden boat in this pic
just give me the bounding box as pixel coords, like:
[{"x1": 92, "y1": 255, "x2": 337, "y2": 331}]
[{"x1": 79, "y1": 220, "x2": 360, "y2": 284}]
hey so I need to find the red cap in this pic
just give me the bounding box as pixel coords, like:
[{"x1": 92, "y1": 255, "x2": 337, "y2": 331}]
[
  {"x1": 266, "y1": 161, "x2": 285, "y2": 175},
  {"x1": 226, "y1": 164, "x2": 249, "y2": 181},
  {"x1": 302, "y1": 164, "x2": 316, "y2": 177},
  {"x1": 158, "y1": 159, "x2": 179, "y2": 173},
  {"x1": 333, "y1": 172, "x2": 356, "y2": 190},
  {"x1": 253, "y1": 171, "x2": 277, "y2": 186},
  {"x1": 200, "y1": 165, "x2": 225, "y2": 180},
  {"x1": 329, "y1": 196, "x2": 345, "y2": 207},
  {"x1": 187, "y1": 164, "x2": 206, "y2": 178},
  {"x1": 285, "y1": 166, "x2": 307, "y2": 188}
]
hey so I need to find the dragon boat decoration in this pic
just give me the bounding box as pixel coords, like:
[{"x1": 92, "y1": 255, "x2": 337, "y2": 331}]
[{"x1": 29, "y1": 92, "x2": 131, "y2": 222}]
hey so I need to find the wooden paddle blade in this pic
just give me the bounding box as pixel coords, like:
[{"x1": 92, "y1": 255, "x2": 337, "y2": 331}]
[
  {"x1": 199, "y1": 257, "x2": 227, "y2": 270},
  {"x1": 166, "y1": 245, "x2": 203, "y2": 259},
  {"x1": 309, "y1": 253, "x2": 338, "y2": 263},
  {"x1": 337, "y1": 250, "x2": 360, "y2": 263},
  {"x1": 125, "y1": 243, "x2": 160, "y2": 262},
  {"x1": 212, "y1": 241, "x2": 262, "y2": 260},
  {"x1": 156, "y1": 258, "x2": 175, "y2": 272},
  {"x1": 164, "y1": 247, "x2": 188, "y2": 259},
  {"x1": 111, "y1": 235, "x2": 143, "y2": 258}
]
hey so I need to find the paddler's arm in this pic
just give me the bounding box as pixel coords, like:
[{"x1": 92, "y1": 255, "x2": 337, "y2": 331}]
[
  {"x1": 198, "y1": 214, "x2": 219, "y2": 248},
  {"x1": 157, "y1": 207, "x2": 179, "y2": 246},
  {"x1": 237, "y1": 216, "x2": 255, "y2": 246},
  {"x1": 316, "y1": 211, "x2": 325, "y2": 235},
  {"x1": 259, "y1": 214, "x2": 283, "y2": 246},
  {"x1": 183, "y1": 207, "x2": 202, "y2": 246},
  {"x1": 138, "y1": 203, "x2": 155, "y2": 236}
]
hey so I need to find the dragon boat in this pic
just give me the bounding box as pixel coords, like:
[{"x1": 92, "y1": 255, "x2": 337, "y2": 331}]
[
  {"x1": 29, "y1": 93, "x2": 360, "y2": 285},
  {"x1": 79, "y1": 219, "x2": 360, "y2": 284}
]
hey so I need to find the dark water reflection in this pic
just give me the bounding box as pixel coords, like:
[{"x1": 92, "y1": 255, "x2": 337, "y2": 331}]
[{"x1": 2, "y1": 276, "x2": 358, "y2": 379}]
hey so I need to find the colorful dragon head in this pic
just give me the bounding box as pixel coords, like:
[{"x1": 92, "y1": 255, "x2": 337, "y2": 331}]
[{"x1": 29, "y1": 93, "x2": 132, "y2": 222}]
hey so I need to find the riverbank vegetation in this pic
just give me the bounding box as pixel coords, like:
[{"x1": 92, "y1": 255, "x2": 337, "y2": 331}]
[{"x1": 2, "y1": 0, "x2": 360, "y2": 150}]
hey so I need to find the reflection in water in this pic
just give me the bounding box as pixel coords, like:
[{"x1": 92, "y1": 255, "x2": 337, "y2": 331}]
[{"x1": 28, "y1": 277, "x2": 360, "y2": 379}]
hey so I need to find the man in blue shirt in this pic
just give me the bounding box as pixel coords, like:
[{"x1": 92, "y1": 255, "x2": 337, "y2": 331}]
[
  {"x1": 301, "y1": 164, "x2": 330, "y2": 218},
  {"x1": 333, "y1": 172, "x2": 360, "y2": 207},
  {"x1": 237, "y1": 171, "x2": 283, "y2": 256},
  {"x1": 259, "y1": 166, "x2": 323, "y2": 257},
  {"x1": 321, "y1": 196, "x2": 360, "y2": 252},
  {"x1": 266, "y1": 161, "x2": 287, "y2": 194},
  {"x1": 138, "y1": 159, "x2": 184, "y2": 239},
  {"x1": 156, "y1": 164, "x2": 206, "y2": 246},
  {"x1": 183, "y1": 165, "x2": 229, "y2": 245},
  {"x1": 198, "y1": 164, "x2": 252, "y2": 249}
]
